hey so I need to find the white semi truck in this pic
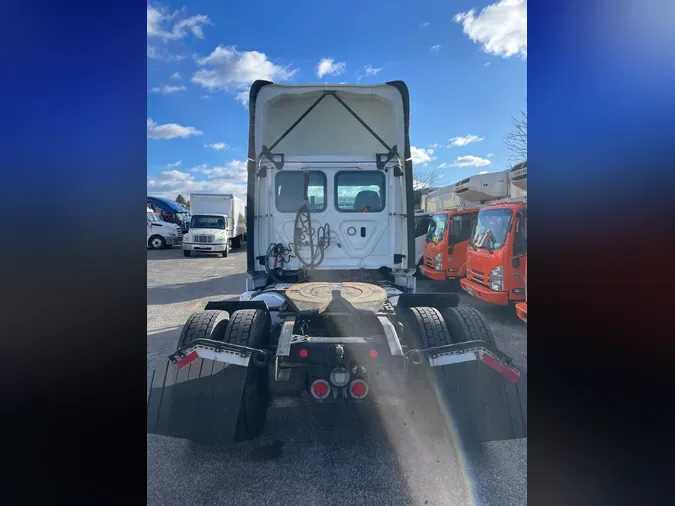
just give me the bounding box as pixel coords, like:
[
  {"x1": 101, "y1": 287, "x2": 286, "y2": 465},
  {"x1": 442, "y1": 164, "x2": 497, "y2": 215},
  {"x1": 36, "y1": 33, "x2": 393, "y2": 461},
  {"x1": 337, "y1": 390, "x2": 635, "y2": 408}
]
[
  {"x1": 182, "y1": 193, "x2": 246, "y2": 257},
  {"x1": 148, "y1": 81, "x2": 527, "y2": 447},
  {"x1": 147, "y1": 207, "x2": 182, "y2": 249}
]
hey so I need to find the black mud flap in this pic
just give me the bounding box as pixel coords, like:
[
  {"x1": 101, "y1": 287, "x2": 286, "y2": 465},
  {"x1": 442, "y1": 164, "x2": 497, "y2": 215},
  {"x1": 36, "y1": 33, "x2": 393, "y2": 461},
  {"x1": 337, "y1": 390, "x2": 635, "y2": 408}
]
[
  {"x1": 433, "y1": 363, "x2": 527, "y2": 443},
  {"x1": 147, "y1": 358, "x2": 249, "y2": 445}
]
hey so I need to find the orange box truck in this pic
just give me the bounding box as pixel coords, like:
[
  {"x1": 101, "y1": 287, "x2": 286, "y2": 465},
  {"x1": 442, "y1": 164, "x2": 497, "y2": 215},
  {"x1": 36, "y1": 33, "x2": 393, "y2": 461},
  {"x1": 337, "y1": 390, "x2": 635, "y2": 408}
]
[
  {"x1": 419, "y1": 207, "x2": 480, "y2": 281},
  {"x1": 460, "y1": 162, "x2": 528, "y2": 307}
]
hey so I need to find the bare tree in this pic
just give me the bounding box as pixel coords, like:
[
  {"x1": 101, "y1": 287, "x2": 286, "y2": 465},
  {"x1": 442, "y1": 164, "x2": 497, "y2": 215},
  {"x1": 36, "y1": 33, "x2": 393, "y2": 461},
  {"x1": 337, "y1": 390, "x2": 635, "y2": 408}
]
[
  {"x1": 504, "y1": 111, "x2": 527, "y2": 165},
  {"x1": 413, "y1": 166, "x2": 442, "y2": 190}
]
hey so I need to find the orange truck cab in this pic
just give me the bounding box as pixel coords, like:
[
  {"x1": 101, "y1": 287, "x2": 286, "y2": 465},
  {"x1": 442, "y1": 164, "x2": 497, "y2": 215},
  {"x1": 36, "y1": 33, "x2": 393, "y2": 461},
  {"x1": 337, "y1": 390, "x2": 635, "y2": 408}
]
[
  {"x1": 419, "y1": 207, "x2": 480, "y2": 281},
  {"x1": 460, "y1": 199, "x2": 527, "y2": 306},
  {"x1": 515, "y1": 259, "x2": 527, "y2": 323}
]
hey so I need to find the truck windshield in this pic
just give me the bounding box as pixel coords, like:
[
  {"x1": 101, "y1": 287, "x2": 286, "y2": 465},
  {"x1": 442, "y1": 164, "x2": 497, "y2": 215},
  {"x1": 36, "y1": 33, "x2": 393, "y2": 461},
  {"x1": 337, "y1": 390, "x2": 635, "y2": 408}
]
[
  {"x1": 471, "y1": 209, "x2": 513, "y2": 250},
  {"x1": 191, "y1": 216, "x2": 226, "y2": 230},
  {"x1": 426, "y1": 214, "x2": 448, "y2": 243},
  {"x1": 175, "y1": 211, "x2": 190, "y2": 223},
  {"x1": 147, "y1": 212, "x2": 159, "y2": 222}
]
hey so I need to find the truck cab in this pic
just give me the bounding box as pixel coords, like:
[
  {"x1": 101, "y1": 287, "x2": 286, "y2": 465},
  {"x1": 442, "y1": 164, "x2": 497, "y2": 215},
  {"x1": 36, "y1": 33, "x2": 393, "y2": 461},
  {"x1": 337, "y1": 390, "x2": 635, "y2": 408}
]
[
  {"x1": 419, "y1": 207, "x2": 479, "y2": 281},
  {"x1": 147, "y1": 207, "x2": 182, "y2": 249},
  {"x1": 243, "y1": 81, "x2": 416, "y2": 293},
  {"x1": 146, "y1": 196, "x2": 191, "y2": 234},
  {"x1": 182, "y1": 213, "x2": 231, "y2": 257},
  {"x1": 460, "y1": 199, "x2": 527, "y2": 305}
]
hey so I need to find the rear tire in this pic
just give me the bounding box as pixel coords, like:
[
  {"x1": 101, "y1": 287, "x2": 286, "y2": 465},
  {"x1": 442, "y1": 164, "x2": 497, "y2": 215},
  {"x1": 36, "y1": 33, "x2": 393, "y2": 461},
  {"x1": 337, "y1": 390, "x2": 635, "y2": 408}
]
[
  {"x1": 231, "y1": 235, "x2": 242, "y2": 249},
  {"x1": 183, "y1": 250, "x2": 191, "y2": 257},
  {"x1": 177, "y1": 310, "x2": 230, "y2": 349},
  {"x1": 223, "y1": 309, "x2": 271, "y2": 441},
  {"x1": 401, "y1": 306, "x2": 450, "y2": 349}
]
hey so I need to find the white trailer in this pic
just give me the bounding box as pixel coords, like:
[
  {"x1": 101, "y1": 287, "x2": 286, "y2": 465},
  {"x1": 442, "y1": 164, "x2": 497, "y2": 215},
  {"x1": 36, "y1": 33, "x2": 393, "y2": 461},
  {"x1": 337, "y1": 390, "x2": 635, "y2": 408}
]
[{"x1": 190, "y1": 193, "x2": 246, "y2": 248}]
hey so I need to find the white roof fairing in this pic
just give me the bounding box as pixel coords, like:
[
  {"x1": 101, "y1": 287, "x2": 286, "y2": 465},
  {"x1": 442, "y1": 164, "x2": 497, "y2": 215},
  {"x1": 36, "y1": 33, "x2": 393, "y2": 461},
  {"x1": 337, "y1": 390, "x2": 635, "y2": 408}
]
[{"x1": 253, "y1": 84, "x2": 406, "y2": 162}]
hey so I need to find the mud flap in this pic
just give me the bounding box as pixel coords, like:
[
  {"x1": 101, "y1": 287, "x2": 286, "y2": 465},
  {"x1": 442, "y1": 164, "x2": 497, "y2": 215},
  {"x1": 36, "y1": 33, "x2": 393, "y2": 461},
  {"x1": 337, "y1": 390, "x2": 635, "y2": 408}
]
[
  {"x1": 434, "y1": 363, "x2": 527, "y2": 443},
  {"x1": 147, "y1": 358, "x2": 249, "y2": 445}
]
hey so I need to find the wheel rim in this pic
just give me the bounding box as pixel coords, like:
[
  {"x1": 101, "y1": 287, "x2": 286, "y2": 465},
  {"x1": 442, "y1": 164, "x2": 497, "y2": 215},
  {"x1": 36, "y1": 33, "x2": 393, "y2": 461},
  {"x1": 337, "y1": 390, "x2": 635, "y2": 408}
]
[{"x1": 152, "y1": 238, "x2": 162, "y2": 248}]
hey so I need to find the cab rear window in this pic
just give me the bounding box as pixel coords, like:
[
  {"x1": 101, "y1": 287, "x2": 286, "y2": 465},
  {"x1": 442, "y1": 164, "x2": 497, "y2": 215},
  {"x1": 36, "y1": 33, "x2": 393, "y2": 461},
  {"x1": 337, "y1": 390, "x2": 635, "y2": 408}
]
[
  {"x1": 335, "y1": 171, "x2": 385, "y2": 212},
  {"x1": 275, "y1": 171, "x2": 326, "y2": 213}
]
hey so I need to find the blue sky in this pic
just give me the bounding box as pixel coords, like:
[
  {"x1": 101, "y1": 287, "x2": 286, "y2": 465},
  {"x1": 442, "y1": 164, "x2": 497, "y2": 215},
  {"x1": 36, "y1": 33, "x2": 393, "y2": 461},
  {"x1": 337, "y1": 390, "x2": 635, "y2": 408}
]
[{"x1": 147, "y1": 0, "x2": 527, "y2": 200}]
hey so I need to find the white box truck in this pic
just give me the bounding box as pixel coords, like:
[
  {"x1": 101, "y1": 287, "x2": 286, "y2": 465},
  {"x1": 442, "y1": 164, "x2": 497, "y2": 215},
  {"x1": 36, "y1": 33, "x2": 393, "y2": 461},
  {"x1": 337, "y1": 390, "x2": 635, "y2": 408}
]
[{"x1": 183, "y1": 194, "x2": 245, "y2": 257}]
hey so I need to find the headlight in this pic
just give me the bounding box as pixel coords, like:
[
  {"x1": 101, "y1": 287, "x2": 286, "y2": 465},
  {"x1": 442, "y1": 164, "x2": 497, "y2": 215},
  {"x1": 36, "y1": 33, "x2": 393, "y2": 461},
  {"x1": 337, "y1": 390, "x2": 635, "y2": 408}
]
[
  {"x1": 490, "y1": 265, "x2": 503, "y2": 291},
  {"x1": 168, "y1": 232, "x2": 177, "y2": 237},
  {"x1": 435, "y1": 253, "x2": 443, "y2": 271}
]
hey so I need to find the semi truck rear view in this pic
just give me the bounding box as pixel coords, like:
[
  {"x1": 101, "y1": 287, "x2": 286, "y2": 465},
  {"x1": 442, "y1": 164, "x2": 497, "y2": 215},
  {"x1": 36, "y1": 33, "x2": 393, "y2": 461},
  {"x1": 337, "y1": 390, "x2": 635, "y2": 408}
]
[{"x1": 147, "y1": 81, "x2": 527, "y2": 448}]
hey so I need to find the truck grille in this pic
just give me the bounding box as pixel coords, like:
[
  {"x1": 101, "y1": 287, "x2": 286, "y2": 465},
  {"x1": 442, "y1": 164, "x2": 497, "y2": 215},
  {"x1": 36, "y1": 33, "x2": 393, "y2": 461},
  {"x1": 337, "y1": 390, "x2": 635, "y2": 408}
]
[
  {"x1": 468, "y1": 268, "x2": 489, "y2": 287},
  {"x1": 195, "y1": 235, "x2": 214, "y2": 243},
  {"x1": 424, "y1": 256, "x2": 434, "y2": 267}
]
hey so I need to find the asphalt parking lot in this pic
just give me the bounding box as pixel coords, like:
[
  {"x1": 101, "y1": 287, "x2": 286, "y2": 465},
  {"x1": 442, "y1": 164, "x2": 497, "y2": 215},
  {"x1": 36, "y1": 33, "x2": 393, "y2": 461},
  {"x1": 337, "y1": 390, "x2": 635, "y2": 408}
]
[{"x1": 147, "y1": 245, "x2": 527, "y2": 506}]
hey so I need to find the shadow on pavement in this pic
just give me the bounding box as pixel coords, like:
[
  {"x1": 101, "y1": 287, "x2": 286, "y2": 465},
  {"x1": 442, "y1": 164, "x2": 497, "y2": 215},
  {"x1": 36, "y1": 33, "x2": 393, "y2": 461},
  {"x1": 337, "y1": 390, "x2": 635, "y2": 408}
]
[{"x1": 147, "y1": 272, "x2": 247, "y2": 306}]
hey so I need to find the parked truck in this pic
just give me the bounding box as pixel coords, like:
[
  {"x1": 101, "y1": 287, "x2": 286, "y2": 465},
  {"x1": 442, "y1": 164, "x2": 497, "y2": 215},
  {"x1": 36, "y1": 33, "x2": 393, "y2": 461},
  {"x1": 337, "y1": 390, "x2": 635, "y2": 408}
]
[
  {"x1": 146, "y1": 196, "x2": 191, "y2": 234},
  {"x1": 182, "y1": 193, "x2": 245, "y2": 257},
  {"x1": 147, "y1": 81, "x2": 526, "y2": 447},
  {"x1": 419, "y1": 206, "x2": 481, "y2": 281},
  {"x1": 460, "y1": 162, "x2": 528, "y2": 307},
  {"x1": 147, "y1": 207, "x2": 182, "y2": 249},
  {"x1": 193, "y1": 193, "x2": 246, "y2": 247}
]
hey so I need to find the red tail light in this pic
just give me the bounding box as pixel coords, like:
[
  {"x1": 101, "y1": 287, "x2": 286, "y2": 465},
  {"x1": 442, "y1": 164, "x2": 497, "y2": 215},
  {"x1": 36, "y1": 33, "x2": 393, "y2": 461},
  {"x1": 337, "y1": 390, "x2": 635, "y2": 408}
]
[
  {"x1": 310, "y1": 379, "x2": 331, "y2": 400},
  {"x1": 349, "y1": 379, "x2": 369, "y2": 399}
]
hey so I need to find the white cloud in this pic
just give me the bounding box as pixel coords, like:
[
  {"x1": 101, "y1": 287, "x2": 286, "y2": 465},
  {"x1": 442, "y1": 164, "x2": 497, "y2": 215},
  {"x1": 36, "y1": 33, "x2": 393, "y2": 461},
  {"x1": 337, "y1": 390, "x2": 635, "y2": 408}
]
[
  {"x1": 200, "y1": 95, "x2": 212, "y2": 100},
  {"x1": 484, "y1": 62, "x2": 491, "y2": 66},
  {"x1": 419, "y1": 22, "x2": 430, "y2": 28},
  {"x1": 204, "y1": 142, "x2": 228, "y2": 150},
  {"x1": 364, "y1": 65, "x2": 382, "y2": 76},
  {"x1": 450, "y1": 155, "x2": 492, "y2": 167},
  {"x1": 448, "y1": 134, "x2": 485, "y2": 147},
  {"x1": 149, "y1": 84, "x2": 187, "y2": 95},
  {"x1": 157, "y1": 169, "x2": 192, "y2": 181},
  {"x1": 235, "y1": 91, "x2": 249, "y2": 106},
  {"x1": 316, "y1": 58, "x2": 346, "y2": 78},
  {"x1": 428, "y1": 143, "x2": 442, "y2": 148},
  {"x1": 478, "y1": 171, "x2": 490, "y2": 174},
  {"x1": 487, "y1": 153, "x2": 495, "y2": 158},
  {"x1": 147, "y1": 45, "x2": 185, "y2": 62},
  {"x1": 147, "y1": 4, "x2": 211, "y2": 41},
  {"x1": 192, "y1": 46, "x2": 296, "y2": 104},
  {"x1": 170, "y1": 72, "x2": 181, "y2": 80},
  {"x1": 165, "y1": 160, "x2": 182, "y2": 169},
  {"x1": 147, "y1": 118, "x2": 203, "y2": 140},
  {"x1": 149, "y1": 162, "x2": 248, "y2": 200},
  {"x1": 430, "y1": 44, "x2": 441, "y2": 52},
  {"x1": 454, "y1": 0, "x2": 527, "y2": 59},
  {"x1": 410, "y1": 146, "x2": 437, "y2": 166}
]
